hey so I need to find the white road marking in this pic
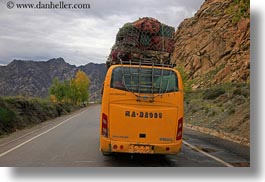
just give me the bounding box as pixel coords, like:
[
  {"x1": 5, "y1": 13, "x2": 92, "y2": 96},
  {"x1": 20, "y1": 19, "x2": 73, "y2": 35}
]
[
  {"x1": 0, "y1": 109, "x2": 88, "y2": 158},
  {"x1": 183, "y1": 140, "x2": 234, "y2": 167},
  {"x1": 0, "y1": 123, "x2": 54, "y2": 148},
  {"x1": 0, "y1": 128, "x2": 40, "y2": 147}
]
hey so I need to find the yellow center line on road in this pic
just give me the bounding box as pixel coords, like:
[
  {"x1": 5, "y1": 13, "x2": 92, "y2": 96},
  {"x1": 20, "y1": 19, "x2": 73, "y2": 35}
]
[
  {"x1": 183, "y1": 140, "x2": 234, "y2": 167},
  {"x1": 0, "y1": 109, "x2": 88, "y2": 158}
]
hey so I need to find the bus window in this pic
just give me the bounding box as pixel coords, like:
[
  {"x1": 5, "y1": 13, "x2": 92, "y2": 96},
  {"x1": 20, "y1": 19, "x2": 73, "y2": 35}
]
[
  {"x1": 110, "y1": 66, "x2": 178, "y2": 94},
  {"x1": 110, "y1": 67, "x2": 125, "y2": 89}
]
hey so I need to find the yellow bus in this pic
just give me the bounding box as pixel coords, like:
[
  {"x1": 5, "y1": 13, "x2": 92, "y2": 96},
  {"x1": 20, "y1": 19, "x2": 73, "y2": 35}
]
[{"x1": 100, "y1": 63, "x2": 184, "y2": 155}]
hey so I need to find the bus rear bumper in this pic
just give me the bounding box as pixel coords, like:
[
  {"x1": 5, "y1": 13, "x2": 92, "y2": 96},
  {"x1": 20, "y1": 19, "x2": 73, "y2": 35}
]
[{"x1": 100, "y1": 137, "x2": 182, "y2": 155}]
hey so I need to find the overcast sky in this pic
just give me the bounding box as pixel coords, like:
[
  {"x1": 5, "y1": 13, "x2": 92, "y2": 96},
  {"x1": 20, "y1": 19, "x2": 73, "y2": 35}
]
[{"x1": 0, "y1": 0, "x2": 204, "y2": 65}]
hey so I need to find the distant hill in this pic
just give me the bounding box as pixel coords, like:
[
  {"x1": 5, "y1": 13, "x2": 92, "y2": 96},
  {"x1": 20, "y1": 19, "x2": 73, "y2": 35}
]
[{"x1": 0, "y1": 58, "x2": 106, "y2": 101}]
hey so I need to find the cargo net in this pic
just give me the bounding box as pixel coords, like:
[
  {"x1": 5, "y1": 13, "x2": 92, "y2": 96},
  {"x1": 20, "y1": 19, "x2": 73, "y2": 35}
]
[{"x1": 107, "y1": 17, "x2": 176, "y2": 68}]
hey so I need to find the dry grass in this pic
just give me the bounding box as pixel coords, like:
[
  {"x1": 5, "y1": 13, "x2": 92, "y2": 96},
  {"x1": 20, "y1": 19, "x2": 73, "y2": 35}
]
[{"x1": 184, "y1": 82, "x2": 250, "y2": 140}]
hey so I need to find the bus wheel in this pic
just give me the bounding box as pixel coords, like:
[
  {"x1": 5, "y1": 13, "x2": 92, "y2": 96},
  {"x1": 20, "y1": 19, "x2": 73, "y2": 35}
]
[{"x1": 102, "y1": 151, "x2": 112, "y2": 156}]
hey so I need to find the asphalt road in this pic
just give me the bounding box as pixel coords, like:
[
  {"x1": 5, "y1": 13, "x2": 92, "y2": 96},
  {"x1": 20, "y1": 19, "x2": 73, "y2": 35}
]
[{"x1": 0, "y1": 105, "x2": 250, "y2": 167}]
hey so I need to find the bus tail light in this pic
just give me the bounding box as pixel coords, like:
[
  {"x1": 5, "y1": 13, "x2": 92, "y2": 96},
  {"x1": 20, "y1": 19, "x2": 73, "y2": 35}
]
[
  {"x1": 176, "y1": 117, "x2": 183, "y2": 140},
  {"x1": 102, "y1": 113, "x2": 108, "y2": 137}
]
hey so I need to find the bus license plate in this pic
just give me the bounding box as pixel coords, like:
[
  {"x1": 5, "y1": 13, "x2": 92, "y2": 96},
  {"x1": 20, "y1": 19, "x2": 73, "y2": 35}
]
[{"x1": 133, "y1": 145, "x2": 152, "y2": 154}]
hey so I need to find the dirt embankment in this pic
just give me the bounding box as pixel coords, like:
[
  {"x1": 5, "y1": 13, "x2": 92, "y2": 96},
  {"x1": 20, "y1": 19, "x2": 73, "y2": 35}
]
[{"x1": 184, "y1": 83, "x2": 250, "y2": 146}]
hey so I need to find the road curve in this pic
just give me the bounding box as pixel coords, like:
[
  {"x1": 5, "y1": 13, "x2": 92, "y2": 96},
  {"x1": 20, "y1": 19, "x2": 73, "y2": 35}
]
[{"x1": 0, "y1": 105, "x2": 250, "y2": 167}]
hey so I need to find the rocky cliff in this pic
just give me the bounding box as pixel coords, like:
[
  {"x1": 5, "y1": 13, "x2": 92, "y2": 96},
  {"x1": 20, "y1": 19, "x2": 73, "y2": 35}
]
[
  {"x1": 172, "y1": 0, "x2": 250, "y2": 89},
  {"x1": 0, "y1": 58, "x2": 106, "y2": 101},
  {"x1": 171, "y1": 0, "x2": 250, "y2": 142}
]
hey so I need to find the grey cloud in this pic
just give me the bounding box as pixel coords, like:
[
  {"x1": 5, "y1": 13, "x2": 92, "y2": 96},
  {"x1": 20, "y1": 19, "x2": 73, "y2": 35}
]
[{"x1": 0, "y1": 0, "x2": 204, "y2": 65}]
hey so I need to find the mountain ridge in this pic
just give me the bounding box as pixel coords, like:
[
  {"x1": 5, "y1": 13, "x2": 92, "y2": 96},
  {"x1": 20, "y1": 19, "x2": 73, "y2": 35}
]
[{"x1": 0, "y1": 58, "x2": 106, "y2": 101}]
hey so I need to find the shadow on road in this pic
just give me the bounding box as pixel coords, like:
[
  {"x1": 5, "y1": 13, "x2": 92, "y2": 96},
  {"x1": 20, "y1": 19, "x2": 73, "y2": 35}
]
[{"x1": 102, "y1": 153, "x2": 177, "y2": 167}]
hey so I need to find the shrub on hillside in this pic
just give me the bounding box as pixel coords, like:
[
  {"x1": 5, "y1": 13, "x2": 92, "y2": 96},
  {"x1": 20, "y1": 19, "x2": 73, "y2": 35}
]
[
  {"x1": 0, "y1": 107, "x2": 18, "y2": 134},
  {"x1": 0, "y1": 97, "x2": 78, "y2": 136},
  {"x1": 203, "y1": 87, "x2": 225, "y2": 100}
]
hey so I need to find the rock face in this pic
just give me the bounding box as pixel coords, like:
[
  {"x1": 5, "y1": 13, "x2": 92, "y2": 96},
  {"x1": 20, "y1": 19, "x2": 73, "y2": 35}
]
[
  {"x1": 0, "y1": 58, "x2": 106, "y2": 101},
  {"x1": 172, "y1": 0, "x2": 250, "y2": 89}
]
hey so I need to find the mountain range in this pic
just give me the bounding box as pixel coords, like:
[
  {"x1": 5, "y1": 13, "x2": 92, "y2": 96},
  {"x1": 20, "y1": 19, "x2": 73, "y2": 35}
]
[{"x1": 0, "y1": 58, "x2": 106, "y2": 101}]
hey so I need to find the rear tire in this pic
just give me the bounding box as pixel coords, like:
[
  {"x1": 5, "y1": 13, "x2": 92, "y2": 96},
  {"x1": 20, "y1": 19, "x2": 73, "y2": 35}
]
[{"x1": 102, "y1": 151, "x2": 112, "y2": 156}]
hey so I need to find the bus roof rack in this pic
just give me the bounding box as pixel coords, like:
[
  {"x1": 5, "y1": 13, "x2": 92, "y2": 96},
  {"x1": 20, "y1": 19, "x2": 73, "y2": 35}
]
[
  {"x1": 121, "y1": 60, "x2": 175, "y2": 68},
  {"x1": 106, "y1": 57, "x2": 176, "y2": 68}
]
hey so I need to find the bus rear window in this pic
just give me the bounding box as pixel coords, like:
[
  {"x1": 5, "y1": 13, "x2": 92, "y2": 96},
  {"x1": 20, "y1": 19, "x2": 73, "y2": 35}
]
[{"x1": 110, "y1": 67, "x2": 178, "y2": 94}]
